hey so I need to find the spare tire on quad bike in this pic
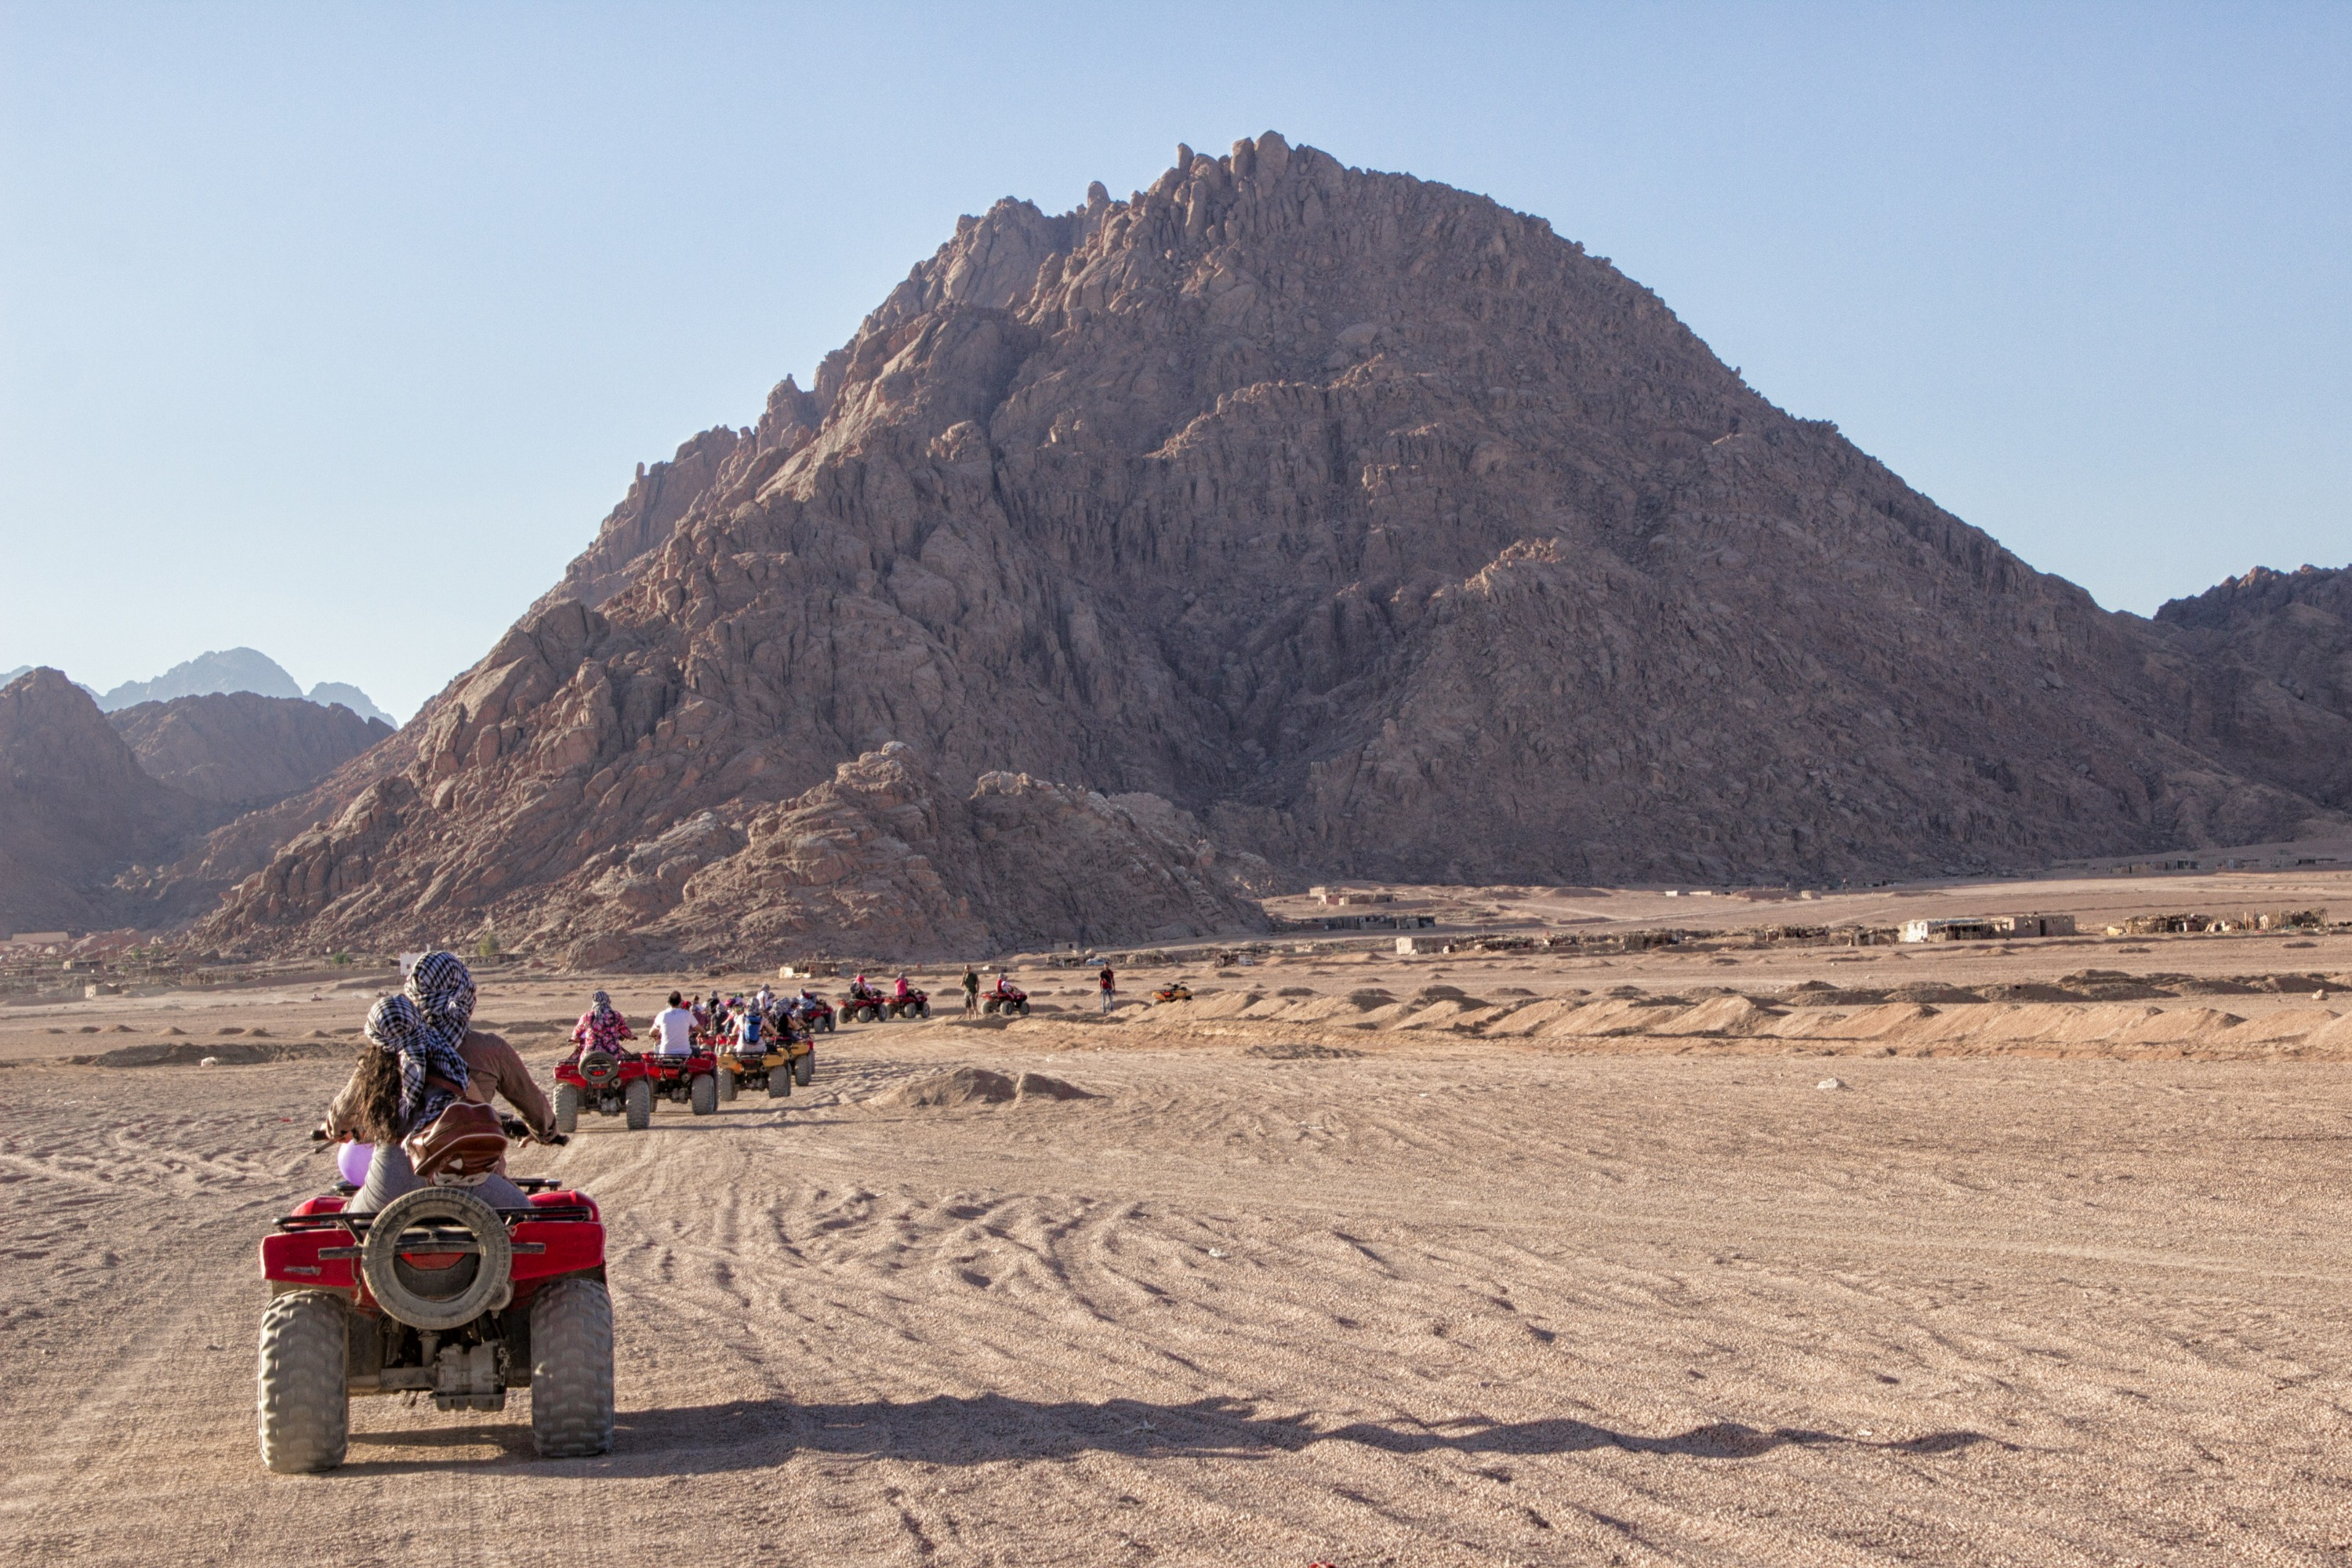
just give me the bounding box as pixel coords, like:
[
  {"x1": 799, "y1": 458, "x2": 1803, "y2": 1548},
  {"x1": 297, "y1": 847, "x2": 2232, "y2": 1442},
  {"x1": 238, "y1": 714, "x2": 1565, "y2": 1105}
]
[
  {"x1": 529, "y1": 1276, "x2": 615, "y2": 1457},
  {"x1": 579, "y1": 1049, "x2": 622, "y2": 1091},
  {"x1": 256, "y1": 1288, "x2": 349, "y2": 1473},
  {"x1": 793, "y1": 1048, "x2": 815, "y2": 1087},
  {"x1": 361, "y1": 1186, "x2": 514, "y2": 1332}
]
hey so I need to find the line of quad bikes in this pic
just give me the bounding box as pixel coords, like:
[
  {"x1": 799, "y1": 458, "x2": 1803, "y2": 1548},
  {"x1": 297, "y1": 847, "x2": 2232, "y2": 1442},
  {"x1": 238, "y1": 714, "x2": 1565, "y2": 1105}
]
[{"x1": 253, "y1": 975, "x2": 1053, "y2": 1474}]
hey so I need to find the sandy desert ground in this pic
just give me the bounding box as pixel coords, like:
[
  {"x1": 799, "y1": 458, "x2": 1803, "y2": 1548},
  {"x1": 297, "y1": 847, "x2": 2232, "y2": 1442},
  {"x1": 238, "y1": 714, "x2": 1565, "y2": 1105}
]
[{"x1": 6, "y1": 918, "x2": 2352, "y2": 1566}]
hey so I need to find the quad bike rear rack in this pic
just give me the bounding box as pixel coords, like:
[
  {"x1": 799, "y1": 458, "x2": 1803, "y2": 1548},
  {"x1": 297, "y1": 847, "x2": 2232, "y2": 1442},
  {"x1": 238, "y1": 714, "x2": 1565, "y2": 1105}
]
[{"x1": 274, "y1": 1197, "x2": 597, "y2": 1237}]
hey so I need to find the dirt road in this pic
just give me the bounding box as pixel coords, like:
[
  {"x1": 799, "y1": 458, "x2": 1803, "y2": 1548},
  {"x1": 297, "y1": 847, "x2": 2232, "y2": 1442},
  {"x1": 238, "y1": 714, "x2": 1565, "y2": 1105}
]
[{"x1": 4, "y1": 1009, "x2": 2350, "y2": 1566}]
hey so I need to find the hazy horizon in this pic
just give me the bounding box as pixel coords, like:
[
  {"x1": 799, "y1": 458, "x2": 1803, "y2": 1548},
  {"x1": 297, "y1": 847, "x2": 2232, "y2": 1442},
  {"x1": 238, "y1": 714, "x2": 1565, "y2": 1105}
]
[{"x1": 4, "y1": 2, "x2": 2346, "y2": 720}]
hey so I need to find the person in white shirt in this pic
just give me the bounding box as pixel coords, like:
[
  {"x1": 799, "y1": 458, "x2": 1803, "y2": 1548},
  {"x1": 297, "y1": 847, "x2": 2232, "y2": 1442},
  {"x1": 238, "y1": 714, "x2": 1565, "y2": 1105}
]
[{"x1": 652, "y1": 991, "x2": 697, "y2": 1056}]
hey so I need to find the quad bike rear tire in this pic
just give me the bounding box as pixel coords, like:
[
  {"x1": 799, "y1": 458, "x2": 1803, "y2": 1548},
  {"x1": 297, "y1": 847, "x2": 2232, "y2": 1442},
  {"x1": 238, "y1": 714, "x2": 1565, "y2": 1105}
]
[
  {"x1": 767, "y1": 1064, "x2": 791, "y2": 1098},
  {"x1": 982, "y1": 996, "x2": 1001, "y2": 1014},
  {"x1": 554, "y1": 1083, "x2": 580, "y2": 1135},
  {"x1": 819, "y1": 1013, "x2": 834, "y2": 1034},
  {"x1": 793, "y1": 1049, "x2": 815, "y2": 1087},
  {"x1": 529, "y1": 1277, "x2": 615, "y2": 1458},
  {"x1": 690, "y1": 1073, "x2": 717, "y2": 1116},
  {"x1": 361, "y1": 1186, "x2": 514, "y2": 1331},
  {"x1": 716, "y1": 1068, "x2": 737, "y2": 1102},
  {"x1": 256, "y1": 1289, "x2": 349, "y2": 1473},
  {"x1": 623, "y1": 1077, "x2": 652, "y2": 1131}
]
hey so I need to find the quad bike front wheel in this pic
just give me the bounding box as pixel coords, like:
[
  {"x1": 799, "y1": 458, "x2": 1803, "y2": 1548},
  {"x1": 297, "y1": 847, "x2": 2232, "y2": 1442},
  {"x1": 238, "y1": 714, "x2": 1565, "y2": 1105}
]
[
  {"x1": 554, "y1": 1083, "x2": 581, "y2": 1135},
  {"x1": 256, "y1": 1289, "x2": 349, "y2": 1473},
  {"x1": 530, "y1": 1277, "x2": 615, "y2": 1458},
  {"x1": 623, "y1": 1077, "x2": 652, "y2": 1131},
  {"x1": 794, "y1": 1049, "x2": 815, "y2": 1087},
  {"x1": 690, "y1": 1073, "x2": 717, "y2": 1116},
  {"x1": 361, "y1": 1186, "x2": 514, "y2": 1331}
]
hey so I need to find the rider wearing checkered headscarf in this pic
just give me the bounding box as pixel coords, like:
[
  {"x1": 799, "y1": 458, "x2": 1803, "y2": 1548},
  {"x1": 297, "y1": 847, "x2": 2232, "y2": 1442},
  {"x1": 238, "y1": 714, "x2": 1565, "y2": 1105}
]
[
  {"x1": 365, "y1": 993, "x2": 470, "y2": 1133},
  {"x1": 405, "y1": 950, "x2": 477, "y2": 1038}
]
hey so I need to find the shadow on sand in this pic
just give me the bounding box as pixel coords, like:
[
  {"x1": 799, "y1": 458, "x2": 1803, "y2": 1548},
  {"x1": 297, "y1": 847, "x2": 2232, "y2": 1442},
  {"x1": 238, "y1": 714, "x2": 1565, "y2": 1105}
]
[{"x1": 337, "y1": 1393, "x2": 1996, "y2": 1476}]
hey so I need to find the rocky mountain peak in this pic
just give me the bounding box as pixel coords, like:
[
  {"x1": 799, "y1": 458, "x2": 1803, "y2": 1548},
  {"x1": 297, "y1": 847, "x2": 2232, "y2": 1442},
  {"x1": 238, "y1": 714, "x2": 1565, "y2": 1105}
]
[{"x1": 180, "y1": 134, "x2": 2347, "y2": 962}]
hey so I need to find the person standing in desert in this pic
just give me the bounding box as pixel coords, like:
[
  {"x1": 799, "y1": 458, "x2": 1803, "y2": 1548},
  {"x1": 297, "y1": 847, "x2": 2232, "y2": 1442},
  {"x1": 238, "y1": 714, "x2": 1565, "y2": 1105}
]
[{"x1": 1098, "y1": 962, "x2": 1116, "y2": 1015}]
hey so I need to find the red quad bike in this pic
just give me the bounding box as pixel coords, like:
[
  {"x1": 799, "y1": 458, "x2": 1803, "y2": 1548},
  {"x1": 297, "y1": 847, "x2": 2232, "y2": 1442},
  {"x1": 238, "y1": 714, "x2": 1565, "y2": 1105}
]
[
  {"x1": 256, "y1": 1123, "x2": 612, "y2": 1472},
  {"x1": 981, "y1": 984, "x2": 1029, "y2": 1017},
  {"x1": 885, "y1": 987, "x2": 931, "y2": 1021},
  {"x1": 840, "y1": 982, "x2": 887, "y2": 1024},
  {"x1": 554, "y1": 1041, "x2": 720, "y2": 1131},
  {"x1": 798, "y1": 997, "x2": 835, "y2": 1035}
]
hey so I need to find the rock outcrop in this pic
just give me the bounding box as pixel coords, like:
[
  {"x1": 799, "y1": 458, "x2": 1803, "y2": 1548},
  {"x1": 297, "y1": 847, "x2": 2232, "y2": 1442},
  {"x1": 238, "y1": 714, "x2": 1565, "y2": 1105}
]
[
  {"x1": 107, "y1": 691, "x2": 393, "y2": 810},
  {"x1": 0, "y1": 670, "x2": 201, "y2": 931},
  {"x1": 186, "y1": 132, "x2": 2348, "y2": 960}
]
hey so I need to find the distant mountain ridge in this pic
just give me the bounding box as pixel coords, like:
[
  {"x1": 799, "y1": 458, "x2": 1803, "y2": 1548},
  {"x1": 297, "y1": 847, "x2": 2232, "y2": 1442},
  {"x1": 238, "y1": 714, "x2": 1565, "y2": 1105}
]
[
  {"x1": 67, "y1": 648, "x2": 396, "y2": 724},
  {"x1": 98, "y1": 648, "x2": 303, "y2": 708},
  {"x1": 0, "y1": 669, "x2": 394, "y2": 931}
]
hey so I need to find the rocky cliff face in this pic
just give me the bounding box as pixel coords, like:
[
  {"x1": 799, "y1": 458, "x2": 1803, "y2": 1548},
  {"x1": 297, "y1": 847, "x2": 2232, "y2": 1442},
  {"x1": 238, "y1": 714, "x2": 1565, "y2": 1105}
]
[
  {"x1": 0, "y1": 670, "x2": 201, "y2": 931},
  {"x1": 188, "y1": 132, "x2": 2347, "y2": 961},
  {"x1": 2148, "y1": 565, "x2": 2352, "y2": 810},
  {"x1": 108, "y1": 691, "x2": 393, "y2": 810}
]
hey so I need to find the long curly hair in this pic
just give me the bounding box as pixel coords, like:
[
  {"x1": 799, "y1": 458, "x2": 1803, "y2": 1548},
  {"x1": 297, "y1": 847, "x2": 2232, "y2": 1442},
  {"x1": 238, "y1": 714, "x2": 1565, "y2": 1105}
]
[{"x1": 347, "y1": 1045, "x2": 407, "y2": 1146}]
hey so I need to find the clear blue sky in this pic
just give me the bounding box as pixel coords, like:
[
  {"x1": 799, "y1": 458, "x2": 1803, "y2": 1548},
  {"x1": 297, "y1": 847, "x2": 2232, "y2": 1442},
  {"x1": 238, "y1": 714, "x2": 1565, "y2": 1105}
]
[{"x1": 3, "y1": 2, "x2": 2345, "y2": 720}]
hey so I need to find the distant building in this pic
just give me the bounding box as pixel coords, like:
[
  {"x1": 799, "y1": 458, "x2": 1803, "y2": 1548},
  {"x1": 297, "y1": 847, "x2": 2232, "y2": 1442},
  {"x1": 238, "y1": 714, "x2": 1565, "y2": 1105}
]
[{"x1": 1899, "y1": 913, "x2": 2077, "y2": 943}]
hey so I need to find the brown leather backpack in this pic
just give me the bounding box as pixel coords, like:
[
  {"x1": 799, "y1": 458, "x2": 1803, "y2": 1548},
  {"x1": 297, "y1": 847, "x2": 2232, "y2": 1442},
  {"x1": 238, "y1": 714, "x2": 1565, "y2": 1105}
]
[{"x1": 402, "y1": 1101, "x2": 508, "y2": 1185}]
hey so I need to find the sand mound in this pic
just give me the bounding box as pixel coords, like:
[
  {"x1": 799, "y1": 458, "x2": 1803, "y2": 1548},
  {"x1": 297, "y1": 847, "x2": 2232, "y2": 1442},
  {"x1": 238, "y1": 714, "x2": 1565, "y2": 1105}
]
[
  {"x1": 2303, "y1": 1013, "x2": 2352, "y2": 1052},
  {"x1": 1656, "y1": 996, "x2": 1785, "y2": 1036},
  {"x1": 876, "y1": 1067, "x2": 1020, "y2": 1108},
  {"x1": 1012, "y1": 1072, "x2": 1101, "y2": 1101},
  {"x1": 874, "y1": 1067, "x2": 1101, "y2": 1109}
]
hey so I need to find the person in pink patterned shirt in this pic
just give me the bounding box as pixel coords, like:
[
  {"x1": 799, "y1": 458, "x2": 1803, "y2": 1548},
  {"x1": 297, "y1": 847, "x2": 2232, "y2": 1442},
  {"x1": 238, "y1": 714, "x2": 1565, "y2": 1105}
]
[{"x1": 571, "y1": 989, "x2": 634, "y2": 1054}]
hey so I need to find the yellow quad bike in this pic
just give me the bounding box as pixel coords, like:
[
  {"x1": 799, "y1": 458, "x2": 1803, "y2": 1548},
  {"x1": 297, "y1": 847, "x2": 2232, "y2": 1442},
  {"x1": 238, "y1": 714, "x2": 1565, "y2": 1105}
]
[{"x1": 713, "y1": 1025, "x2": 816, "y2": 1102}]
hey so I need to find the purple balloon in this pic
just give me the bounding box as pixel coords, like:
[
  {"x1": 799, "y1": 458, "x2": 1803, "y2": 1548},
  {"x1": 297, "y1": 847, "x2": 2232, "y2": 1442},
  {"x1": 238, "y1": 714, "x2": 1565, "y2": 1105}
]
[{"x1": 337, "y1": 1141, "x2": 374, "y2": 1186}]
